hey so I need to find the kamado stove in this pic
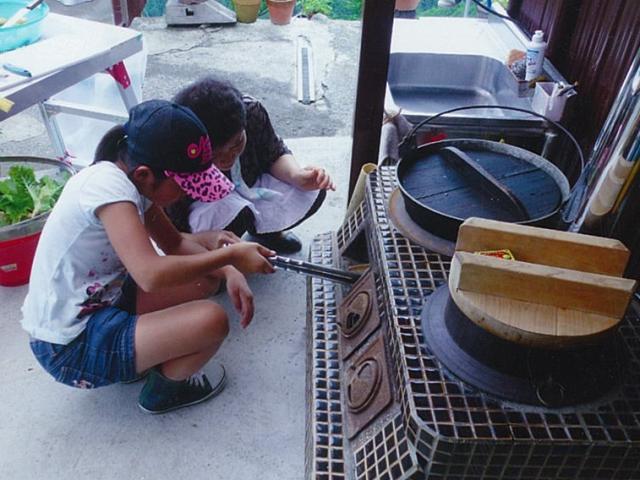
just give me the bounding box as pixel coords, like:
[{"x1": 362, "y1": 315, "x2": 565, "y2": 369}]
[{"x1": 304, "y1": 164, "x2": 640, "y2": 480}]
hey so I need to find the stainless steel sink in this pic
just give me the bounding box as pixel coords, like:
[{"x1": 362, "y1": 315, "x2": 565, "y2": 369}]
[{"x1": 386, "y1": 52, "x2": 540, "y2": 129}]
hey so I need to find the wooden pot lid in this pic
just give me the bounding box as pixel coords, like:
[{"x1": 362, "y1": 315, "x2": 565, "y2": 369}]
[
  {"x1": 447, "y1": 218, "x2": 637, "y2": 349},
  {"x1": 448, "y1": 255, "x2": 623, "y2": 349}
]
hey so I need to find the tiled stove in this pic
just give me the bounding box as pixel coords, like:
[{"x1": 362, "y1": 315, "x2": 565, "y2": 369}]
[{"x1": 305, "y1": 166, "x2": 640, "y2": 480}]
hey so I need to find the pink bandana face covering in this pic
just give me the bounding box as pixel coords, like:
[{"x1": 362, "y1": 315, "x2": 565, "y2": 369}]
[{"x1": 165, "y1": 165, "x2": 234, "y2": 202}]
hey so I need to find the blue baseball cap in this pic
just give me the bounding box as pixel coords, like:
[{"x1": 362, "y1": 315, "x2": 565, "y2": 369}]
[{"x1": 124, "y1": 100, "x2": 233, "y2": 202}]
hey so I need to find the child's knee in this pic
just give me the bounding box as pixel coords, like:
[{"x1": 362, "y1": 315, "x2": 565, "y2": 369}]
[{"x1": 195, "y1": 300, "x2": 229, "y2": 341}]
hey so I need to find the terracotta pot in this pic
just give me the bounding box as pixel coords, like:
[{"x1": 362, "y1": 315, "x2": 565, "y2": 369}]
[
  {"x1": 233, "y1": 0, "x2": 261, "y2": 23},
  {"x1": 395, "y1": 0, "x2": 419, "y2": 11},
  {"x1": 266, "y1": 0, "x2": 295, "y2": 25}
]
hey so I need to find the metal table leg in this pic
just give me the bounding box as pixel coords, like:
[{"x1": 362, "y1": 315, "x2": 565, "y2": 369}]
[{"x1": 38, "y1": 60, "x2": 139, "y2": 163}]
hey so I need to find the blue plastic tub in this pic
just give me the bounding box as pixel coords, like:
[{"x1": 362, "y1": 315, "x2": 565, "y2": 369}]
[{"x1": 0, "y1": 1, "x2": 49, "y2": 53}]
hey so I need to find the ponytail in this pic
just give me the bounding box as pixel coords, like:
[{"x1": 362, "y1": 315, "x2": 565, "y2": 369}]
[
  {"x1": 93, "y1": 125, "x2": 127, "y2": 164},
  {"x1": 92, "y1": 123, "x2": 165, "y2": 180}
]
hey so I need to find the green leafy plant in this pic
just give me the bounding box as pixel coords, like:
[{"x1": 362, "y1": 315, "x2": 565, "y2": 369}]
[
  {"x1": 329, "y1": 0, "x2": 361, "y2": 19},
  {"x1": 300, "y1": 0, "x2": 332, "y2": 17},
  {"x1": 0, "y1": 165, "x2": 69, "y2": 227}
]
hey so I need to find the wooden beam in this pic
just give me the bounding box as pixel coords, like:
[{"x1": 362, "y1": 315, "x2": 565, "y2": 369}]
[{"x1": 348, "y1": 0, "x2": 396, "y2": 200}]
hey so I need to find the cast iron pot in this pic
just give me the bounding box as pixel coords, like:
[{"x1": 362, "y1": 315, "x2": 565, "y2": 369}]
[{"x1": 396, "y1": 138, "x2": 571, "y2": 241}]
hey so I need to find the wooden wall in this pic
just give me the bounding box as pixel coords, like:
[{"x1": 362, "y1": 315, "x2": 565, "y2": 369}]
[{"x1": 508, "y1": 0, "x2": 640, "y2": 153}]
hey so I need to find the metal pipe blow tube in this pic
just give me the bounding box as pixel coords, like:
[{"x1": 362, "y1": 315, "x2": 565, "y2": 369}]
[{"x1": 269, "y1": 255, "x2": 361, "y2": 285}]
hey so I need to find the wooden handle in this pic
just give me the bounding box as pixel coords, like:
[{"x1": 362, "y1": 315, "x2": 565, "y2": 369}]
[
  {"x1": 451, "y1": 251, "x2": 636, "y2": 319},
  {"x1": 456, "y1": 217, "x2": 631, "y2": 276}
]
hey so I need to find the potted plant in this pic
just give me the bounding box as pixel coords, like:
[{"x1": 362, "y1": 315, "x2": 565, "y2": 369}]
[
  {"x1": 266, "y1": 0, "x2": 296, "y2": 25},
  {"x1": 396, "y1": 0, "x2": 420, "y2": 11},
  {"x1": 0, "y1": 158, "x2": 73, "y2": 286},
  {"x1": 299, "y1": 0, "x2": 331, "y2": 19},
  {"x1": 233, "y1": 0, "x2": 262, "y2": 23}
]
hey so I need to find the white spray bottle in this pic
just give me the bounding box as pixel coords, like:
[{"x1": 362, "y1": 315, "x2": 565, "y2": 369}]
[{"x1": 525, "y1": 30, "x2": 547, "y2": 81}]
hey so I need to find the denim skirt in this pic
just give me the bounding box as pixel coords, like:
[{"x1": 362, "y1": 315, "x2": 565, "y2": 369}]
[{"x1": 30, "y1": 278, "x2": 139, "y2": 388}]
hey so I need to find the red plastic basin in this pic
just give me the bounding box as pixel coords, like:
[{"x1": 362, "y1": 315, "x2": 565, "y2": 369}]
[{"x1": 0, "y1": 231, "x2": 42, "y2": 286}]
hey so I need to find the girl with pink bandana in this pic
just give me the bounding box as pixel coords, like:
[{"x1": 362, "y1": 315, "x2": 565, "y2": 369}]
[{"x1": 22, "y1": 100, "x2": 275, "y2": 413}]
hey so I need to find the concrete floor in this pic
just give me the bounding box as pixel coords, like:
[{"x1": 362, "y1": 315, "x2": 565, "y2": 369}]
[{"x1": 0, "y1": 3, "x2": 361, "y2": 479}]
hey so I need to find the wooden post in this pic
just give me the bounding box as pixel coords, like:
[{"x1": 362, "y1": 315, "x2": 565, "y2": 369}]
[{"x1": 348, "y1": 0, "x2": 396, "y2": 200}]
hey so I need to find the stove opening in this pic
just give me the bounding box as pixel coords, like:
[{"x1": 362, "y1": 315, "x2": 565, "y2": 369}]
[{"x1": 341, "y1": 230, "x2": 369, "y2": 265}]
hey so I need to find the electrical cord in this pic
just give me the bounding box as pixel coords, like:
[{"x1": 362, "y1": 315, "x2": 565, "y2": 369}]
[
  {"x1": 467, "y1": 0, "x2": 531, "y2": 35},
  {"x1": 469, "y1": 0, "x2": 517, "y2": 23}
]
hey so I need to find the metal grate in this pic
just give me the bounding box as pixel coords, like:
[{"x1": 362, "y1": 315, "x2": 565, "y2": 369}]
[
  {"x1": 336, "y1": 200, "x2": 367, "y2": 257},
  {"x1": 305, "y1": 232, "x2": 346, "y2": 480},
  {"x1": 297, "y1": 36, "x2": 316, "y2": 105},
  {"x1": 301, "y1": 47, "x2": 311, "y2": 104}
]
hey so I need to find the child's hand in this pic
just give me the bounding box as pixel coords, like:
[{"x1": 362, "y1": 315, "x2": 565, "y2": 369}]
[
  {"x1": 187, "y1": 230, "x2": 242, "y2": 250},
  {"x1": 293, "y1": 166, "x2": 336, "y2": 191},
  {"x1": 225, "y1": 268, "x2": 255, "y2": 328},
  {"x1": 229, "y1": 242, "x2": 276, "y2": 275}
]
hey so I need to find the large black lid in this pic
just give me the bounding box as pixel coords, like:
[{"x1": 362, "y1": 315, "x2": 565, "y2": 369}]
[{"x1": 396, "y1": 139, "x2": 570, "y2": 240}]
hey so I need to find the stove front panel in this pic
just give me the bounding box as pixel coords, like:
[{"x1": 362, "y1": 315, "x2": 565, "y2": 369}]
[
  {"x1": 338, "y1": 271, "x2": 381, "y2": 361},
  {"x1": 344, "y1": 334, "x2": 393, "y2": 439}
]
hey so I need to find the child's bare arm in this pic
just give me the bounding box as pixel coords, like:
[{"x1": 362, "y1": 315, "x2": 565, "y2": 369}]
[
  {"x1": 144, "y1": 204, "x2": 211, "y2": 256},
  {"x1": 145, "y1": 204, "x2": 256, "y2": 327},
  {"x1": 144, "y1": 203, "x2": 236, "y2": 283},
  {"x1": 182, "y1": 231, "x2": 242, "y2": 251},
  {"x1": 143, "y1": 204, "x2": 184, "y2": 254},
  {"x1": 98, "y1": 201, "x2": 274, "y2": 292},
  {"x1": 144, "y1": 205, "x2": 240, "y2": 257}
]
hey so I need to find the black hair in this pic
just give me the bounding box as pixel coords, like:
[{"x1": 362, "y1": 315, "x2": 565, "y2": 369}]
[
  {"x1": 93, "y1": 124, "x2": 165, "y2": 179},
  {"x1": 94, "y1": 124, "x2": 128, "y2": 164},
  {"x1": 173, "y1": 76, "x2": 246, "y2": 147}
]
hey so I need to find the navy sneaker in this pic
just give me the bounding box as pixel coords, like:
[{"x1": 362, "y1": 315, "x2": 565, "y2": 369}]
[
  {"x1": 121, "y1": 370, "x2": 150, "y2": 384},
  {"x1": 138, "y1": 364, "x2": 226, "y2": 414},
  {"x1": 251, "y1": 231, "x2": 302, "y2": 254}
]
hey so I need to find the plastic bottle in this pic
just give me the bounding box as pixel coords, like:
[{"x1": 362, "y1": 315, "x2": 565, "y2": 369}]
[{"x1": 525, "y1": 30, "x2": 547, "y2": 81}]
